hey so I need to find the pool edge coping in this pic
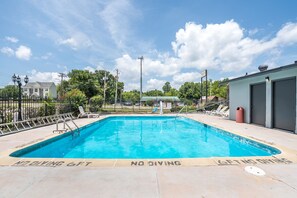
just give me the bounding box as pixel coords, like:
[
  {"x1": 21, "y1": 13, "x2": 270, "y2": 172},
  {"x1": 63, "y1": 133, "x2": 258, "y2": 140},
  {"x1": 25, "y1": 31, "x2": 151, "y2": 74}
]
[{"x1": 1, "y1": 114, "x2": 297, "y2": 168}]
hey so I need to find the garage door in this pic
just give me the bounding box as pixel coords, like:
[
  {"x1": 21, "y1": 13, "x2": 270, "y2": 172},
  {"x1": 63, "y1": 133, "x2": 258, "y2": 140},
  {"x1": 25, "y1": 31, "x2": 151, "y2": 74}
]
[
  {"x1": 273, "y1": 78, "x2": 296, "y2": 132},
  {"x1": 251, "y1": 83, "x2": 266, "y2": 126}
]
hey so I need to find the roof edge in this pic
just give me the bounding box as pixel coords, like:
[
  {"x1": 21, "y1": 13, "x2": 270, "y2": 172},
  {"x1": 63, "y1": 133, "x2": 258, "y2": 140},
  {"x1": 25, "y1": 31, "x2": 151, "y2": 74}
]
[{"x1": 227, "y1": 62, "x2": 297, "y2": 83}]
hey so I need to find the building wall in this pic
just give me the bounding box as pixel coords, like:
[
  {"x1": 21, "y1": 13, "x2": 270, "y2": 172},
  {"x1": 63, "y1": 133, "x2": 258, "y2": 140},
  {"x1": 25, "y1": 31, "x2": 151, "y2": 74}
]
[
  {"x1": 49, "y1": 84, "x2": 57, "y2": 98},
  {"x1": 23, "y1": 83, "x2": 57, "y2": 98},
  {"x1": 229, "y1": 67, "x2": 297, "y2": 133}
]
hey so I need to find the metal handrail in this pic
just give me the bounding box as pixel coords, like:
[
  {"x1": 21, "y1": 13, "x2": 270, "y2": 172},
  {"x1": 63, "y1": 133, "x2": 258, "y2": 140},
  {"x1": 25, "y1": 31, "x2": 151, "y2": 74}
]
[
  {"x1": 176, "y1": 105, "x2": 188, "y2": 117},
  {"x1": 64, "y1": 117, "x2": 80, "y2": 136},
  {"x1": 53, "y1": 119, "x2": 68, "y2": 133},
  {"x1": 53, "y1": 117, "x2": 80, "y2": 137}
]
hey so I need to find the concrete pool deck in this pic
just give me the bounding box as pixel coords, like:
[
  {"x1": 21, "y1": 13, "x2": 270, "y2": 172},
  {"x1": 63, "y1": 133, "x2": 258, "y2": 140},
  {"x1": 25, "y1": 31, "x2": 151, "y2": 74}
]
[{"x1": 1, "y1": 114, "x2": 297, "y2": 197}]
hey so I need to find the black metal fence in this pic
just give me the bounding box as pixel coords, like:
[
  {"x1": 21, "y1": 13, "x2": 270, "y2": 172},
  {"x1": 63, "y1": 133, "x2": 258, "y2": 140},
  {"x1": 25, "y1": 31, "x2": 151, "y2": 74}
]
[{"x1": 0, "y1": 94, "x2": 72, "y2": 124}]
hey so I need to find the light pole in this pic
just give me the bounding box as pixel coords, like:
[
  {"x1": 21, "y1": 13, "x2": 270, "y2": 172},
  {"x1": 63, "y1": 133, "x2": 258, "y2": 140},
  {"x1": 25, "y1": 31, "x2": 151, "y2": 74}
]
[
  {"x1": 138, "y1": 56, "x2": 144, "y2": 103},
  {"x1": 114, "y1": 69, "x2": 119, "y2": 110},
  {"x1": 12, "y1": 74, "x2": 29, "y2": 121}
]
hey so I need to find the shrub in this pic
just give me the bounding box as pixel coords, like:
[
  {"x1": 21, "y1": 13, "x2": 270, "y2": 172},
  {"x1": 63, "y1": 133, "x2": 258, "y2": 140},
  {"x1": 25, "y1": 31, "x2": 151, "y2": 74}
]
[
  {"x1": 182, "y1": 99, "x2": 193, "y2": 106},
  {"x1": 38, "y1": 101, "x2": 56, "y2": 116},
  {"x1": 170, "y1": 106, "x2": 183, "y2": 112},
  {"x1": 64, "y1": 89, "x2": 87, "y2": 114},
  {"x1": 89, "y1": 95, "x2": 103, "y2": 112}
]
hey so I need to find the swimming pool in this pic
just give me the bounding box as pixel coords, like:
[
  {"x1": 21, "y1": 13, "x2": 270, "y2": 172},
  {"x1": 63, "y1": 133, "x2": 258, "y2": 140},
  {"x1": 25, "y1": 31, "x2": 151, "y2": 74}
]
[{"x1": 10, "y1": 116, "x2": 280, "y2": 159}]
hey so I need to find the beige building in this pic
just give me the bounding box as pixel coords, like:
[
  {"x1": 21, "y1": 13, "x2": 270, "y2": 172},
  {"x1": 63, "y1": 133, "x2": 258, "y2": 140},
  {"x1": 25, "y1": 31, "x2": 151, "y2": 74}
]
[{"x1": 23, "y1": 82, "x2": 57, "y2": 98}]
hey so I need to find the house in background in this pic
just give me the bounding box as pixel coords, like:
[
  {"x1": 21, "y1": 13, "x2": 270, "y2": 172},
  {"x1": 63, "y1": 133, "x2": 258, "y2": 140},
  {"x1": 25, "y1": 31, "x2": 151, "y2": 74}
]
[
  {"x1": 23, "y1": 82, "x2": 57, "y2": 98},
  {"x1": 228, "y1": 61, "x2": 297, "y2": 133}
]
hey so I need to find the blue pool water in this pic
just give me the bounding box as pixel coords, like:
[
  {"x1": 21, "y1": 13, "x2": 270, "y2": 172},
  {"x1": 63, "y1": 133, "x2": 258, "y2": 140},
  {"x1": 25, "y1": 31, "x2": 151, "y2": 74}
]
[{"x1": 11, "y1": 116, "x2": 280, "y2": 159}]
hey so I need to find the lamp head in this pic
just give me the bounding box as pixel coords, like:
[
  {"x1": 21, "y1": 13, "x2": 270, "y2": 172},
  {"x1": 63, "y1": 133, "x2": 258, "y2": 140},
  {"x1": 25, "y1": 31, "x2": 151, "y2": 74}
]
[
  {"x1": 24, "y1": 75, "x2": 29, "y2": 84},
  {"x1": 16, "y1": 75, "x2": 21, "y2": 83},
  {"x1": 12, "y1": 74, "x2": 17, "y2": 83}
]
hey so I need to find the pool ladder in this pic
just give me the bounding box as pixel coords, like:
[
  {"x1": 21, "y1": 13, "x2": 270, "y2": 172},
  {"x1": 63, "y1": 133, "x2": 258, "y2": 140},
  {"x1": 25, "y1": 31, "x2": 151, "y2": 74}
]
[{"x1": 53, "y1": 117, "x2": 80, "y2": 137}]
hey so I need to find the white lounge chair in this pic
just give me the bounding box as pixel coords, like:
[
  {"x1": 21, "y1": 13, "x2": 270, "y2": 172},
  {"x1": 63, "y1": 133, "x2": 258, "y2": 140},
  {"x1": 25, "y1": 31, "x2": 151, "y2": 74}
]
[
  {"x1": 213, "y1": 106, "x2": 229, "y2": 116},
  {"x1": 206, "y1": 104, "x2": 223, "y2": 115},
  {"x1": 218, "y1": 109, "x2": 229, "y2": 117},
  {"x1": 78, "y1": 106, "x2": 100, "y2": 118}
]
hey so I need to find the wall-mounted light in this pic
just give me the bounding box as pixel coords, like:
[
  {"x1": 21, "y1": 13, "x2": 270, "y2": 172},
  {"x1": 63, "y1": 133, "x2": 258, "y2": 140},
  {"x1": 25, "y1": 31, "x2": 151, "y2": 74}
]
[{"x1": 265, "y1": 76, "x2": 270, "y2": 82}]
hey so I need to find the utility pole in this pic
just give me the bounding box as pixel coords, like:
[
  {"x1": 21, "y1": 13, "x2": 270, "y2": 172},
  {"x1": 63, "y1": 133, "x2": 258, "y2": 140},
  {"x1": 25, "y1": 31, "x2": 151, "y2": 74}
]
[
  {"x1": 200, "y1": 77, "x2": 203, "y2": 104},
  {"x1": 103, "y1": 71, "x2": 107, "y2": 107},
  {"x1": 205, "y1": 70, "x2": 208, "y2": 103},
  {"x1": 200, "y1": 70, "x2": 208, "y2": 104},
  {"x1": 58, "y1": 72, "x2": 67, "y2": 100},
  {"x1": 138, "y1": 56, "x2": 144, "y2": 100},
  {"x1": 114, "y1": 69, "x2": 119, "y2": 109}
]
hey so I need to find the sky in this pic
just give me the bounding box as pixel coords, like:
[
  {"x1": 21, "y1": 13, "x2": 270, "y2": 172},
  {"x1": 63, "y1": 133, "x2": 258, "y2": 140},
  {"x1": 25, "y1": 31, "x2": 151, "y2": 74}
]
[{"x1": 1, "y1": 0, "x2": 297, "y2": 91}]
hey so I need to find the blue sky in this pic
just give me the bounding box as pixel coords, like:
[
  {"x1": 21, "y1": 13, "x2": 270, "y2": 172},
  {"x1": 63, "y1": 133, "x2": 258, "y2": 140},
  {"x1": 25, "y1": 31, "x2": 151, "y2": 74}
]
[{"x1": 1, "y1": 0, "x2": 297, "y2": 90}]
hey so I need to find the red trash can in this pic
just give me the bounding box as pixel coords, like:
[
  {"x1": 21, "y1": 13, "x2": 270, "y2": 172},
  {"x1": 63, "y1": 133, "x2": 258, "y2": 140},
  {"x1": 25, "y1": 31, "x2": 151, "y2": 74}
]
[{"x1": 236, "y1": 107, "x2": 244, "y2": 123}]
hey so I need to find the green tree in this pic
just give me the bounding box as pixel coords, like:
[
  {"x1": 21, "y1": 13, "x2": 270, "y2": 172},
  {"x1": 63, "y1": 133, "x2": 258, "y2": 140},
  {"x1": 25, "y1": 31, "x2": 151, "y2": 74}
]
[
  {"x1": 89, "y1": 95, "x2": 104, "y2": 112},
  {"x1": 122, "y1": 90, "x2": 140, "y2": 103},
  {"x1": 164, "y1": 88, "x2": 179, "y2": 96},
  {"x1": 64, "y1": 89, "x2": 87, "y2": 112},
  {"x1": 0, "y1": 85, "x2": 18, "y2": 97},
  {"x1": 68, "y1": 70, "x2": 100, "y2": 99},
  {"x1": 162, "y1": 82, "x2": 171, "y2": 93},
  {"x1": 93, "y1": 70, "x2": 124, "y2": 103},
  {"x1": 209, "y1": 79, "x2": 228, "y2": 98},
  {"x1": 57, "y1": 80, "x2": 71, "y2": 99},
  {"x1": 179, "y1": 82, "x2": 200, "y2": 101},
  {"x1": 144, "y1": 89, "x2": 164, "y2": 96}
]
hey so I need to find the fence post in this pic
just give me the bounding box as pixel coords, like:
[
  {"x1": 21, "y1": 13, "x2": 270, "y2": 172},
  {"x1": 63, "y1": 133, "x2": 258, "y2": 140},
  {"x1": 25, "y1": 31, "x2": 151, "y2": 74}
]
[{"x1": 45, "y1": 102, "x2": 48, "y2": 116}]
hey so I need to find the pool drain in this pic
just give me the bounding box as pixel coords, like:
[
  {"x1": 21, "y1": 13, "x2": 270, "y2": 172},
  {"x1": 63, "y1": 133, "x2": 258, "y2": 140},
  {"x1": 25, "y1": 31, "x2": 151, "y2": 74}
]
[{"x1": 244, "y1": 166, "x2": 265, "y2": 176}]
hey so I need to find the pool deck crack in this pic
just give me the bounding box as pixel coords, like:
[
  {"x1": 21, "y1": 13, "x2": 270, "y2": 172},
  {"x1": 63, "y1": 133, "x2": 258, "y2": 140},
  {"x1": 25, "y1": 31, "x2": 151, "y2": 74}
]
[{"x1": 268, "y1": 176, "x2": 297, "y2": 191}]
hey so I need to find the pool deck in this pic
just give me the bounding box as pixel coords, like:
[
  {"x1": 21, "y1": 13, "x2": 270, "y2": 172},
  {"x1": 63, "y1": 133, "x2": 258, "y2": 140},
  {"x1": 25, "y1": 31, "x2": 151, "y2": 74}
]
[{"x1": 1, "y1": 114, "x2": 297, "y2": 197}]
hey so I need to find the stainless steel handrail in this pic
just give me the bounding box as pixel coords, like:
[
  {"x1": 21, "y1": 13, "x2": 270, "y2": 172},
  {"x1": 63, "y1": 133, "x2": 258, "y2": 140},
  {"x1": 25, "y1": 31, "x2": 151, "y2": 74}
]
[{"x1": 176, "y1": 105, "x2": 188, "y2": 117}]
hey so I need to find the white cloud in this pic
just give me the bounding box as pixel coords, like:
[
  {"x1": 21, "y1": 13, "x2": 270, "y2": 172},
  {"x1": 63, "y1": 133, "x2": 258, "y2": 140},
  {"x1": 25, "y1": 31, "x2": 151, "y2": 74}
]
[
  {"x1": 124, "y1": 82, "x2": 139, "y2": 91},
  {"x1": 100, "y1": 0, "x2": 140, "y2": 50},
  {"x1": 84, "y1": 66, "x2": 96, "y2": 73},
  {"x1": 172, "y1": 72, "x2": 201, "y2": 88},
  {"x1": 29, "y1": 1, "x2": 118, "y2": 56},
  {"x1": 1, "y1": 47, "x2": 14, "y2": 56},
  {"x1": 115, "y1": 54, "x2": 140, "y2": 82},
  {"x1": 248, "y1": 28, "x2": 259, "y2": 36},
  {"x1": 274, "y1": 22, "x2": 297, "y2": 45},
  {"x1": 59, "y1": 37, "x2": 77, "y2": 48},
  {"x1": 84, "y1": 65, "x2": 104, "y2": 73},
  {"x1": 145, "y1": 79, "x2": 166, "y2": 91},
  {"x1": 113, "y1": 20, "x2": 297, "y2": 91},
  {"x1": 115, "y1": 54, "x2": 180, "y2": 81},
  {"x1": 28, "y1": 70, "x2": 64, "y2": 84},
  {"x1": 171, "y1": 20, "x2": 297, "y2": 72},
  {"x1": 5, "y1": 36, "x2": 18, "y2": 43},
  {"x1": 59, "y1": 33, "x2": 92, "y2": 50},
  {"x1": 41, "y1": 52, "x2": 52, "y2": 60},
  {"x1": 15, "y1": 45, "x2": 32, "y2": 60}
]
